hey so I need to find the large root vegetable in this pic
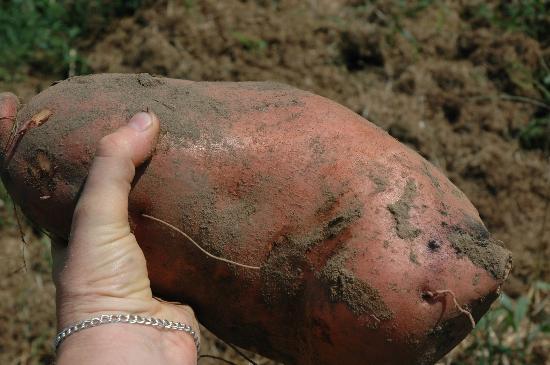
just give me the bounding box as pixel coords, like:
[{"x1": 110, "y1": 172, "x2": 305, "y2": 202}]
[{"x1": 0, "y1": 74, "x2": 511, "y2": 364}]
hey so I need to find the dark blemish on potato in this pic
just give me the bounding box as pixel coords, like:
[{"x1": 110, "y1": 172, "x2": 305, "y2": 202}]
[
  {"x1": 427, "y1": 239, "x2": 441, "y2": 252},
  {"x1": 387, "y1": 179, "x2": 422, "y2": 240}
]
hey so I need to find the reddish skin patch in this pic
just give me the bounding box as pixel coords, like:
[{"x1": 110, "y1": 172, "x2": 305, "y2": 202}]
[{"x1": 0, "y1": 74, "x2": 511, "y2": 365}]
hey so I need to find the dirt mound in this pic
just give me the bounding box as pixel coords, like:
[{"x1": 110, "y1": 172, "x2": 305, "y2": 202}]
[{"x1": 88, "y1": 0, "x2": 549, "y2": 292}]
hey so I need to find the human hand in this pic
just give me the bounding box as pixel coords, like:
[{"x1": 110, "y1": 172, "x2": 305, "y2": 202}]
[{"x1": 51, "y1": 111, "x2": 199, "y2": 364}]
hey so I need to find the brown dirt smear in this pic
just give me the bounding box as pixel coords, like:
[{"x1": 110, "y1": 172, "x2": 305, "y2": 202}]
[
  {"x1": 447, "y1": 223, "x2": 512, "y2": 281},
  {"x1": 261, "y1": 204, "x2": 363, "y2": 306},
  {"x1": 367, "y1": 172, "x2": 388, "y2": 194},
  {"x1": 387, "y1": 179, "x2": 422, "y2": 240},
  {"x1": 319, "y1": 247, "x2": 393, "y2": 322}
]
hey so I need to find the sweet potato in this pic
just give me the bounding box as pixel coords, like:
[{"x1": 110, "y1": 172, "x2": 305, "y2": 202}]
[{"x1": 0, "y1": 74, "x2": 511, "y2": 365}]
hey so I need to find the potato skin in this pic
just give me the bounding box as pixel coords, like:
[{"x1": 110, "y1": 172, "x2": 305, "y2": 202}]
[{"x1": 0, "y1": 74, "x2": 511, "y2": 364}]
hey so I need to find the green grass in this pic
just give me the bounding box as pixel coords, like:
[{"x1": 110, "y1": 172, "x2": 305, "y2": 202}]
[
  {"x1": 449, "y1": 281, "x2": 549, "y2": 364},
  {"x1": 520, "y1": 57, "x2": 550, "y2": 153},
  {"x1": 519, "y1": 117, "x2": 550, "y2": 151},
  {"x1": 232, "y1": 32, "x2": 268, "y2": 52},
  {"x1": 0, "y1": 0, "x2": 145, "y2": 81},
  {"x1": 472, "y1": 0, "x2": 549, "y2": 43}
]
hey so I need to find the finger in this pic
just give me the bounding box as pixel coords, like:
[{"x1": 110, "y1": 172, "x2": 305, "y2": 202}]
[
  {"x1": 0, "y1": 92, "x2": 19, "y2": 151},
  {"x1": 71, "y1": 112, "x2": 160, "y2": 238},
  {"x1": 0, "y1": 92, "x2": 18, "y2": 119}
]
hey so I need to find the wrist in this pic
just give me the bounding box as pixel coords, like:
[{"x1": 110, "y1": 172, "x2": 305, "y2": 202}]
[{"x1": 56, "y1": 320, "x2": 197, "y2": 365}]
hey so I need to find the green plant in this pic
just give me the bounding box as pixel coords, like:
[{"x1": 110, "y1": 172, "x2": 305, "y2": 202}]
[
  {"x1": 446, "y1": 281, "x2": 550, "y2": 365},
  {"x1": 519, "y1": 117, "x2": 550, "y2": 151},
  {"x1": 0, "y1": 0, "x2": 81, "y2": 80},
  {"x1": 519, "y1": 57, "x2": 550, "y2": 153},
  {"x1": 232, "y1": 32, "x2": 268, "y2": 52},
  {"x1": 0, "y1": 0, "x2": 146, "y2": 81},
  {"x1": 471, "y1": 0, "x2": 549, "y2": 43},
  {"x1": 182, "y1": 0, "x2": 196, "y2": 9}
]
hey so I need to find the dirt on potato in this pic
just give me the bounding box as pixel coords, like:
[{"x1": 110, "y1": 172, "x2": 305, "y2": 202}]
[
  {"x1": 319, "y1": 246, "x2": 393, "y2": 321},
  {"x1": 0, "y1": 0, "x2": 549, "y2": 364}
]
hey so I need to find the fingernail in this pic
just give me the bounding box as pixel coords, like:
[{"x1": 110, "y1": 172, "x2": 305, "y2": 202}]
[{"x1": 128, "y1": 112, "x2": 152, "y2": 131}]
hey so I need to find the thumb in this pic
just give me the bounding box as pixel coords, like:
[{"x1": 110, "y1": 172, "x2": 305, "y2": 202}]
[{"x1": 71, "y1": 111, "x2": 160, "y2": 240}]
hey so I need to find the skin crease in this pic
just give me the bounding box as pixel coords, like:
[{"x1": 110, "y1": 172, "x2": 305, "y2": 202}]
[{"x1": 46, "y1": 110, "x2": 199, "y2": 364}]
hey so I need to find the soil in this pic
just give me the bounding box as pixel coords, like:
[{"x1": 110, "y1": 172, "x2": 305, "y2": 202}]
[{"x1": 1, "y1": 0, "x2": 549, "y2": 364}]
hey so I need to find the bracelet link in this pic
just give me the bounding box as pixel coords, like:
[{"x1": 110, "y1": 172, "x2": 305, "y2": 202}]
[{"x1": 54, "y1": 313, "x2": 200, "y2": 353}]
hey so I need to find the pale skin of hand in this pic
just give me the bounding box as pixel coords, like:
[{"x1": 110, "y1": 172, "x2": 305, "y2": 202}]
[{"x1": 51, "y1": 112, "x2": 199, "y2": 365}]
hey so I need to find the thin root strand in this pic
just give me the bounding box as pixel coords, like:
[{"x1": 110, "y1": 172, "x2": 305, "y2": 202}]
[
  {"x1": 141, "y1": 213, "x2": 261, "y2": 270},
  {"x1": 225, "y1": 342, "x2": 259, "y2": 365},
  {"x1": 12, "y1": 202, "x2": 27, "y2": 272},
  {"x1": 425, "y1": 289, "x2": 476, "y2": 329}
]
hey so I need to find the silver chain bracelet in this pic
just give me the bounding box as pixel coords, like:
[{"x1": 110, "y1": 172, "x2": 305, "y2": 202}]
[{"x1": 54, "y1": 313, "x2": 200, "y2": 353}]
